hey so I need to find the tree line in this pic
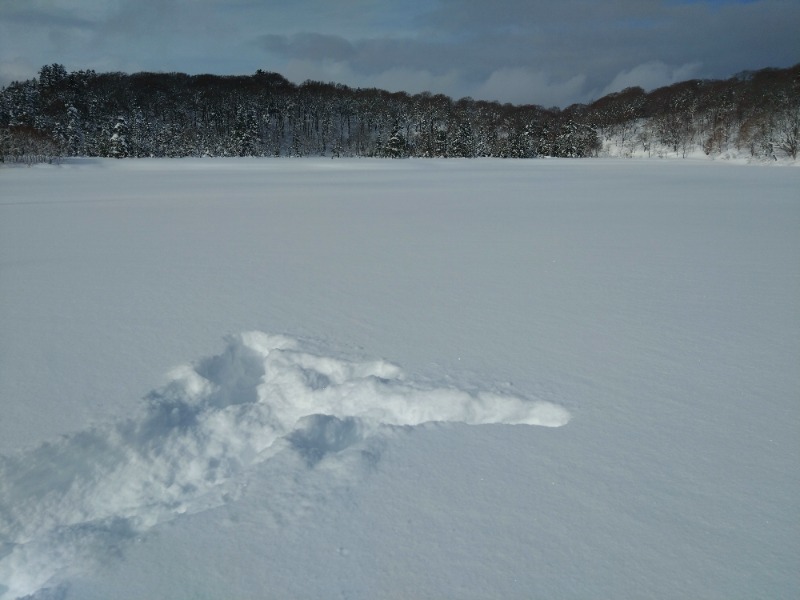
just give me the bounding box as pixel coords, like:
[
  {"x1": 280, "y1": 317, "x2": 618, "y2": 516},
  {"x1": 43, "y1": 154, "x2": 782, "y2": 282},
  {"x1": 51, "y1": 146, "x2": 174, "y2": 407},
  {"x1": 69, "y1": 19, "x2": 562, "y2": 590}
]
[{"x1": 1, "y1": 62, "x2": 797, "y2": 164}]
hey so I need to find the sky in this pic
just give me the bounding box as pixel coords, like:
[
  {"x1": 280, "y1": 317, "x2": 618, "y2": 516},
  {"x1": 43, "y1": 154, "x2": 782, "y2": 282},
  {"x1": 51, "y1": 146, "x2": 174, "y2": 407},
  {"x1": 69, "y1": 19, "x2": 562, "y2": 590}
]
[{"x1": 0, "y1": 0, "x2": 798, "y2": 107}]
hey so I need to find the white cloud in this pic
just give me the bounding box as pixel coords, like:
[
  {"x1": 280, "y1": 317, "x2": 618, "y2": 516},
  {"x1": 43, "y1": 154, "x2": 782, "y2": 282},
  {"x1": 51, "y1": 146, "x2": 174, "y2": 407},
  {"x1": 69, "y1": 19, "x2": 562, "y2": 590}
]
[
  {"x1": 473, "y1": 68, "x2": 587, "y2": 107},
  {"x1": 597, "y1": 61, "x2": 703, "y2": 97},
  {"x1": 0, "y1": 59, "x2": 38, "y2": 86}
]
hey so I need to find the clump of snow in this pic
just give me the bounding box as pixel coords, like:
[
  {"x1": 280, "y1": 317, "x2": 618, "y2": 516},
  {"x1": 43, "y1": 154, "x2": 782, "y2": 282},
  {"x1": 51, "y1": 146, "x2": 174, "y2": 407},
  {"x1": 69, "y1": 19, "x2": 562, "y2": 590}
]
[{"x1": 0, "y1": 332, "x2": 567, "y2": 598}]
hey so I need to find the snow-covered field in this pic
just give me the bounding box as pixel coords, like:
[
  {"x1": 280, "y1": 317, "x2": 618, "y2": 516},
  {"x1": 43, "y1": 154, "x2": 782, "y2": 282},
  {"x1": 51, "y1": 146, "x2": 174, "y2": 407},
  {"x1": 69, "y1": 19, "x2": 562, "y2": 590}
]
[{"x1": 1, "y1": 157, "x2": 798, "y2": 599}]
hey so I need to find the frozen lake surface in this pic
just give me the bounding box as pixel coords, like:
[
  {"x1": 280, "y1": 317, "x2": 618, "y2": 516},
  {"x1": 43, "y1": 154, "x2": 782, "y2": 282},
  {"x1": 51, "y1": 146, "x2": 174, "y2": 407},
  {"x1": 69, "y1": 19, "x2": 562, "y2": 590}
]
[{"x1": 1, "y1": 158, "x2": 798, "y2": 598}]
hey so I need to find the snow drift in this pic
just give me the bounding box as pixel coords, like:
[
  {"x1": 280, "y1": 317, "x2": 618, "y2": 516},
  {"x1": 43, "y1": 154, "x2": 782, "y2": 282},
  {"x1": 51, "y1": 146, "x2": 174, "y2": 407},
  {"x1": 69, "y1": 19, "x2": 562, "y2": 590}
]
[{"x1": 0, "y1": 332, "x2": 568, "y2": 597}]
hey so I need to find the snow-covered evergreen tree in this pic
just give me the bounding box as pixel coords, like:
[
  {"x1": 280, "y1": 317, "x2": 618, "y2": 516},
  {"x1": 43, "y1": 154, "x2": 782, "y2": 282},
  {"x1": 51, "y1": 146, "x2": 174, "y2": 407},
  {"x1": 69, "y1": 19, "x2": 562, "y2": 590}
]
[
  {"x1": 384, "y1": 126, "x2": 407, "y2": 158},
  {"x1": 1, "y1": 62, "x2": 797, "y2": 161},
  {"x1": 109, "y1": 116, "x2": 129, "y2": 158},
  {"x1": 66, "y1": 106, "x2": 84, "y2": 156},
  {"x1": 450, "y1": 120, "x2": 476, "y2": 157}
]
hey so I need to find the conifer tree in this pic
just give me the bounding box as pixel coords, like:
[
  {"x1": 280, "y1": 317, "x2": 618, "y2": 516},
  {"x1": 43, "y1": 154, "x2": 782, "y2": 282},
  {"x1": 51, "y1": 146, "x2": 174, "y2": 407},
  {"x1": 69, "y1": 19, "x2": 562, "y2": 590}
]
[{"x1": 109, "y1": 115, "x2": 129, "y2": 158}]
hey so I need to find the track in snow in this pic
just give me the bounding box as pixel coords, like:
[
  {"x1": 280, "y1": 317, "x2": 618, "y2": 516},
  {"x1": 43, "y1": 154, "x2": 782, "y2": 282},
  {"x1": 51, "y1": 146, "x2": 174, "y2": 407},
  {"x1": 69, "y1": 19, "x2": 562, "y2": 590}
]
[{"x1": 0, "y1": 332, "x2": 569, "y2": 598}]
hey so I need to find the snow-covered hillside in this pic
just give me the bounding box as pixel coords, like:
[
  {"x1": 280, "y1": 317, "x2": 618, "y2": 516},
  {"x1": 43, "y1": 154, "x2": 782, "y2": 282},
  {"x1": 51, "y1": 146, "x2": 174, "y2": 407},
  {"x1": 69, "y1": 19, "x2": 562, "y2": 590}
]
[{"x1": 1, "y1": 158, "x2": 798, "y2": 599}]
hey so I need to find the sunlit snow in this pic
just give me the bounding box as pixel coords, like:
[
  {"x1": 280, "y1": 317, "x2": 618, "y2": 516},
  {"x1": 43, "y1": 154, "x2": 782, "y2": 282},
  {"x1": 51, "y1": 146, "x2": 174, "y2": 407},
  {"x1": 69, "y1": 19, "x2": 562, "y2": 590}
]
[{"x1": 0, "y1": 157, "x2": 798, "y2": 599}]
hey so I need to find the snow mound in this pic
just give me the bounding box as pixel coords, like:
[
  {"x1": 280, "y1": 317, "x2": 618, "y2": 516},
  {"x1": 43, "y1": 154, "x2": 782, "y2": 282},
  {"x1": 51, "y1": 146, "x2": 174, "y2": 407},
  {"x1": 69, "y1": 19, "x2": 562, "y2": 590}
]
[{"x1": 0, "y1": 332, "x2": 569, "y2": 598}]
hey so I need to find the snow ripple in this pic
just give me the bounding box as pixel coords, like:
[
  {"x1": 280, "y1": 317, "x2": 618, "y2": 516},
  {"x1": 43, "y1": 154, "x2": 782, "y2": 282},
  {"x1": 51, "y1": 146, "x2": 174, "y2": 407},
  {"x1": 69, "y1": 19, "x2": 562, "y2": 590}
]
[{"x1": 0, "y1": 332, "x2": 569, "y2": 598}]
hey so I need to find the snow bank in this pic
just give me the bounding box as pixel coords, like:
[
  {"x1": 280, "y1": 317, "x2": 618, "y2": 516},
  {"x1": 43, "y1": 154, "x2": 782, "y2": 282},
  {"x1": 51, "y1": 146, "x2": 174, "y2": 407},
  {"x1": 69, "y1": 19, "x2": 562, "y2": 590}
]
[{"x1": 0, "y1": 332, "x2": 568, "y2": 598}]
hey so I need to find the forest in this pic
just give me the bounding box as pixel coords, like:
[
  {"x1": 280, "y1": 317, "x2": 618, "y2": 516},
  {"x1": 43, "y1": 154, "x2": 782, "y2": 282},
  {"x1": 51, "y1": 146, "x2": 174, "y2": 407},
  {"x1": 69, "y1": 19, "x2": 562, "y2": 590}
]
[{"x1": 1, "y1": 62, "x2": 797, "y2": 164}]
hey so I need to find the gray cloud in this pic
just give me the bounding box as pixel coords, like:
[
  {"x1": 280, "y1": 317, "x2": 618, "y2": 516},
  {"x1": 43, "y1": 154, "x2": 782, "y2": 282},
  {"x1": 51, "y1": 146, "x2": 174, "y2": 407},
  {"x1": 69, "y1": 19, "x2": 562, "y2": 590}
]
[
  {"x1": 0, "y1": 7, "x2": 95, "y2": 30},
  {"x1": 261, "y1": 33, "x2": 358, "y2": 63},
  {"x1": 1, "y1": 0, "x2": 798, "y2": 106},
  {"x1": 597, "y1": 62, "x2": 702, "y2": 98},
  {"x1": 416, "y1": 0, "x2": 800, "y2": 98},
  {"x1": 255, "y1": 1, "x2": 799, "y2": 104},
  {"x1": 260, "y1": 33, "x2": 469, "y2": 78}
]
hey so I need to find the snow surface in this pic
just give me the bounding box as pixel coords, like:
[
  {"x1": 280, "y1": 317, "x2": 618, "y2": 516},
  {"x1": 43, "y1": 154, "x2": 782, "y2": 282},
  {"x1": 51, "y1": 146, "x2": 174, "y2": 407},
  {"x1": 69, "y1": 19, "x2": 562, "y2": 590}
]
[{"x1": 0, "y1": 157, "x2": 798, "y2": 598}]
